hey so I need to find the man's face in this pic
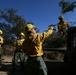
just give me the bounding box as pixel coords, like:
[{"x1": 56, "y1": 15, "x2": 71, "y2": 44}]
[
  {"x1": 31, "y1": 28, "x2": 36, "y2": 34},
  {"x1": 20, "y1": 35, "x2": 24, "y2": 39}
]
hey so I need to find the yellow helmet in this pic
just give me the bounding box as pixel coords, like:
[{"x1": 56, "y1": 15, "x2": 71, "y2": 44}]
[
  {"x1": 20, "y1": 32, "x2": 25, "y2": 36},
  {"x1": 25, "y1": 24, "x2": 35, "y2": 32},
  {"x1": 0, "y1": 30, "x2": 3, "y2": 34},
  {"x1": 58, "y1": 15, "x2": 64, "y2": 19}
]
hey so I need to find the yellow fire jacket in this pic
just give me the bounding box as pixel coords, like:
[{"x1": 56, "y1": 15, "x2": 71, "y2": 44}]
[
  {"x1": 13, "y1": 39, "x2": 25, "y2": 51},
  {"x1": 0, "y1": 36, "x2": 3, "y2": 48},
  {"x1": 22, "y1": 28, "x2": 53, "y2": 57},
  {"x1": 58, "y1": 21, "x2": 70, "y2": 31}
]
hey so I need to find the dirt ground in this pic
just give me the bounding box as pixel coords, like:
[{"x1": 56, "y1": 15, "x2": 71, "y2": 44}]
[{"x1": 0, "y1": 54, "x2": 76, "y2": 75}]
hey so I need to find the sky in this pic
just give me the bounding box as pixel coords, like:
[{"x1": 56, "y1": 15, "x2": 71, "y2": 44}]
[{"x1": 0, "y1": 0, "x2": 76, "y2": 32}]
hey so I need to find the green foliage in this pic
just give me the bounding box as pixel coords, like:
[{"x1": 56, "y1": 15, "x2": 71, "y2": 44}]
[
  {"x1": 0, "y1": 8, "x2": 26, "y2": 44},
  {"x1": 59, "y1": 0, "x2": 76, "y2": 14},
  {"x1": 43, "y1": 31, "x2": 67, "y2": 48}
]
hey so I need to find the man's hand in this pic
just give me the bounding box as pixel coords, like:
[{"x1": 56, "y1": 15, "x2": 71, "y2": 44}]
[{"x1": 49, "y1": 26, "x2": 56, "y2": 30}]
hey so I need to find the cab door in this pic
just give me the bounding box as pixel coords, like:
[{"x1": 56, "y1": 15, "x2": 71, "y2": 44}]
[{"x1": 64, "y1": 26, "x2": 76, "y2": 64}]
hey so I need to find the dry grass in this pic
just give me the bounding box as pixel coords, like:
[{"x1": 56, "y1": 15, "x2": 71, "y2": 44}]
[{"x1": 0, "y1": 44, "x2": 66, "y2": 75}]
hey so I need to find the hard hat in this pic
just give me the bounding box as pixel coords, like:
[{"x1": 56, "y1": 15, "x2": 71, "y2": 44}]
[
  {"x1": 58, "y1": 15, "x2": 64, "y2": 19},
  {"x1": 20, "y1": 32, "x2": 25, "y2": 36},
  {"x1": 25, "y1": 24, "x2": 35, "y2": 32},
  {"x1": 0, "y1": 30, "x2": 3, "y2": 34}
]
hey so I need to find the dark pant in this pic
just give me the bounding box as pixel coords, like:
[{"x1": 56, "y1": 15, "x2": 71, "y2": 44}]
[
  {"x1": 25, "y1": 56, "x2": 48, "y2": 75},
  {"x1": 0, "y1": 48, "x2": 2, "y2": 64},
  {"x1": 12, "y1": 51, "x2": 25, "y2": 71}
]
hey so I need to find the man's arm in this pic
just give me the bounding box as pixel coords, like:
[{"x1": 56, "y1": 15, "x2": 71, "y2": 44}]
[{"x1": 0, "y1": 37, "x2": 3, "y2": 44}]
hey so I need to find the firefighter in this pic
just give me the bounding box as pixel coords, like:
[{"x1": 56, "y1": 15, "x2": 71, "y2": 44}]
[
  {"x1": 22, "y1": 24, "x2": 54, "y2": 75},
  {"x1": 58, "y1": 15, "x2": 70, "y2": 35},
  {"x1": 12, "y1": 32, "x2": 25, "y2": 72},
  {"x1": 0, "y1": 30, "x2": 3, "y2": 66}
]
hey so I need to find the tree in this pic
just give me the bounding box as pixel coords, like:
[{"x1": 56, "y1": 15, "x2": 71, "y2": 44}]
[
  {"x1": 59, "y1": 0, "x2": 76, "y2": 14},
  {"x1": 0, "y1": 8, "x2": 26, "y2": 44}
]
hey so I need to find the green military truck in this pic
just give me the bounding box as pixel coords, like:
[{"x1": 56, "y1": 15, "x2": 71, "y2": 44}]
[{"x1": 64, "y1": 26, "x2": 76, "y2": 65}]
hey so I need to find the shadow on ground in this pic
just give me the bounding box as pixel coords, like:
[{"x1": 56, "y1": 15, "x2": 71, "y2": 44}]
[{"x1": 0, "y1": 61, "x2": 76, "y2": 75}]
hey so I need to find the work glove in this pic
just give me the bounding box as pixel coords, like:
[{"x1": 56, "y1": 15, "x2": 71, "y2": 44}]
[{"x1": 49, "y1": 26, "x2": 56, "y2": 31}]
